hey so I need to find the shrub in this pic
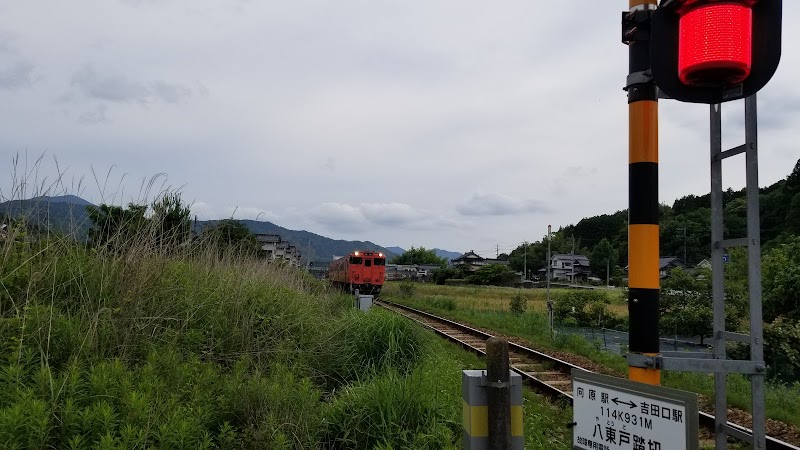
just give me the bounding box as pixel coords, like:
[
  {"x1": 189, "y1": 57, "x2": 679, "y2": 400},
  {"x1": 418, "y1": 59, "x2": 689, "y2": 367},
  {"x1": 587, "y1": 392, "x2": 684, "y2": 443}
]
[
  {"x1": 466, "y1": 264, "x2": 517, "y2": 286},
  {"x1": 510, "y1": 292, "x2": 527, "y2": 316},
  {"x1": 429, "y1": 296, "x2": 457, "y2": 311},
  {"x1": 398, "y1": 281, "x2": 416, "y2": 297},
  {"x1": 553, "y1": 290, "x2": 622, "y2": 328},
  {"x1": 433, "y1": 268, "x2": 458, "y2": 285}
]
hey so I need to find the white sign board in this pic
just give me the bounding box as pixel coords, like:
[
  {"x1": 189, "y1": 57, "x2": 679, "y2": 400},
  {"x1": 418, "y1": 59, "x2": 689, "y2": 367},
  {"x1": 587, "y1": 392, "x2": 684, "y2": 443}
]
[{"x1": 572, "y1": 370, "x2": 698, "y2": 450}]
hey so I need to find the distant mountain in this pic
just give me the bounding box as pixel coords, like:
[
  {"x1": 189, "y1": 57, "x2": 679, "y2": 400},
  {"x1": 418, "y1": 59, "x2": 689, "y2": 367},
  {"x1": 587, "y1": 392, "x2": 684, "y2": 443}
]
[
  {"x1": 198, "y1": 219, "x2": 398, "y2": 263},
  {"x1": 30, "y1": 195, "x2": 93, "y2": 206},
  {"x1": 433, "y1": 248, "x2": 462, "y2": 261},
  {"x1": 385, "y1": 246, "x2": 405, "y2": 255},
  {"x1": 0, "y1": 195, "x2": 94, "y2": 238}
]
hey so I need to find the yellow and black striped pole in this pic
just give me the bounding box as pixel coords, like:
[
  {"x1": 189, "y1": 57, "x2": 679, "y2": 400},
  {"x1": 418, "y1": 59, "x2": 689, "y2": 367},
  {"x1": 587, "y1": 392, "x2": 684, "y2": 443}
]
[{"x1": 626, "y1": 0, "x2": 660, "y2": 386}]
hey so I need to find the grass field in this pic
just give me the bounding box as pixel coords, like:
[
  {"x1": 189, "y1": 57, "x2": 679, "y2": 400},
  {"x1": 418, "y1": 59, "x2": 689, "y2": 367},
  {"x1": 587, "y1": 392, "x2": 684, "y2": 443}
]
[{"x1": 405, "y1": 283, "x2": 629, "y2": 316}]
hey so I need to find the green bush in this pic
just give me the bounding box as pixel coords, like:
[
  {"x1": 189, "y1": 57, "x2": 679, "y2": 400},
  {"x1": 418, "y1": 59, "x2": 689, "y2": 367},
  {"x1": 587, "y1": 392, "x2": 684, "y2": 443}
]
[
  {"x1": 466, "y1": 264, "x2": 517, "y2": 286},
  {"x1": 552, "y1": 290, "x2": 622, "y2": 329},
  {"x1": 510, "y1": 292, "x2": 527, "y2": 316},
  {"x1": 432, "y1": 268, "x2": 458, "y2": 285},
  {"x1": 429, "y1": 296, "x2": 457, "y2": 311},
  {"x1": 398, "y1": 281, "x2": 416, "y2": 297}
]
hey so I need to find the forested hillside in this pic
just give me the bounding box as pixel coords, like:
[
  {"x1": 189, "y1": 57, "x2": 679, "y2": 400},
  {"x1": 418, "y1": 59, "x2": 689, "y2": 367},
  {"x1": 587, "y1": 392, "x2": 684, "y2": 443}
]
[{"x1": 508, "y1": 158, "x2": 800, "y2": 273}]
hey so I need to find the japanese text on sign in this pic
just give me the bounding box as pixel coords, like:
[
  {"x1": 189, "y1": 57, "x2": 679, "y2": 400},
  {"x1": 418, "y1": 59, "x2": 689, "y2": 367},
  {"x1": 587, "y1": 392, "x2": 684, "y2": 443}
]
[{"x1": 572, "y1": 370, "x2": 698, "y2": 450}]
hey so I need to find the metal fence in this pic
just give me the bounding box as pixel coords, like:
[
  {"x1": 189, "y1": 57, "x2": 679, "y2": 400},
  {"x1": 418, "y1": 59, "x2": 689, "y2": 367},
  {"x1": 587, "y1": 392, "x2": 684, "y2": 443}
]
[{"x1": 556, "y1": 326, "x2": 712, "y2": 356}]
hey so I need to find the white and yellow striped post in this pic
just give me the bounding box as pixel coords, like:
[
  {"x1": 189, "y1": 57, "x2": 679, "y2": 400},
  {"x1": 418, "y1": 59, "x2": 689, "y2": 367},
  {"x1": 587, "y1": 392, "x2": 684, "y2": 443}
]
[{"x1": 462, "y1": 369, "x2": 523, "y2": 449}]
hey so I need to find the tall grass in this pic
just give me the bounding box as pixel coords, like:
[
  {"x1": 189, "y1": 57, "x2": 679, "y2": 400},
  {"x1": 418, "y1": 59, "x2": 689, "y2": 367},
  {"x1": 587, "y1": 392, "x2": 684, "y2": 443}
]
[
  {"x1": 323, "y1": 357, "x2": 461, "y2": 449},
  {"x1": 6, "y1": 160, "x2": 547, "y2": 448},
  {"x1": 313, "y1": 309, "x2": 426, "y2": 389},
  {"x1": 1, "y1": 186, "x2": 340, "y2": 448}
]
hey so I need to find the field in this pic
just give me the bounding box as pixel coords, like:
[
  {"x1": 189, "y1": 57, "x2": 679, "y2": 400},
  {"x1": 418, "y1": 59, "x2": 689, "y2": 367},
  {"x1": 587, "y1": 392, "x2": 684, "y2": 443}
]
[
  {"x1": 405, "y1": 283, "x2": 629, "y2": 316},
  {"x1": 382, "y1": 281, "x2": 800, "y2": 432}
]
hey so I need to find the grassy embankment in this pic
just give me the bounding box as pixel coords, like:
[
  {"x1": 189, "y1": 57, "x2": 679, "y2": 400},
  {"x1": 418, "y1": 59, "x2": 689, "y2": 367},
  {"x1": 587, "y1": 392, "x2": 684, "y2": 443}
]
[
  {"x1": 384, "y1": 282, "x2": 800, "y2": 427},
  {"x1": 0, "y1": 220, "x2": 573, "y2": 449}
]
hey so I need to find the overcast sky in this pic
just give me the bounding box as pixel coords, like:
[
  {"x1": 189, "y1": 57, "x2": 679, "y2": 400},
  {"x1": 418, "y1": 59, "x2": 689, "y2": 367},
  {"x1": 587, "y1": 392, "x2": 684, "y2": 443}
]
[{"x1": 1, "y1": 1, "x2": 798, "y2": 256}]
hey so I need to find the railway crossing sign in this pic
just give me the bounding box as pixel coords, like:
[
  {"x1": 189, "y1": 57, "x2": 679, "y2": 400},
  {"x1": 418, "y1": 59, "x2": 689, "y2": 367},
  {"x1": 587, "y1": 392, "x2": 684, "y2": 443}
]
[{"x1": 571, "y1": 370, "x2": 698, "y2": 450}]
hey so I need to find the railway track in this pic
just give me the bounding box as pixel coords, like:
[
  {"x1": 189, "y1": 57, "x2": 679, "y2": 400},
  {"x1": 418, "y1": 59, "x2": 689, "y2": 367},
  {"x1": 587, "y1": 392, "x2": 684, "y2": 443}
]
[{"x1": 376, "y1": 299, "x2": 800, "y2": 450}]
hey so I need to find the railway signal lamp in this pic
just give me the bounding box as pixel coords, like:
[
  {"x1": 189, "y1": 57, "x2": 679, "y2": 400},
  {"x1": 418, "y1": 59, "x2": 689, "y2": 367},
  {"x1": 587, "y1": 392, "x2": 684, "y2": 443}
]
[{"x1": 651, "y1": 0, "x2": 782, "y2": 104}]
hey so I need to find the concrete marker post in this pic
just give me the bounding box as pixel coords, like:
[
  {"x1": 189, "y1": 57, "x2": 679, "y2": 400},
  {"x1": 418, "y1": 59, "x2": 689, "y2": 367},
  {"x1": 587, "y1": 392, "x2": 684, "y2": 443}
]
[{"x1": 486, "y1": 338, "x2": 511, "y2": 450}]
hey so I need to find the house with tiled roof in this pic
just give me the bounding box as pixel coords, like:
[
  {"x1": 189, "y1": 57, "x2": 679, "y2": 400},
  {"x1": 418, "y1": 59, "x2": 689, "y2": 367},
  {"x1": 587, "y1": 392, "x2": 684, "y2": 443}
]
[
  {"x1": 624, "y1": 256, "x2": 687, "y2": 279},
  {"x1": 540, "y1": 253, "x2": 592, "y2": 282},
  {"x1": 451, "y1": 250, "x2": 509, "y2": 272}
]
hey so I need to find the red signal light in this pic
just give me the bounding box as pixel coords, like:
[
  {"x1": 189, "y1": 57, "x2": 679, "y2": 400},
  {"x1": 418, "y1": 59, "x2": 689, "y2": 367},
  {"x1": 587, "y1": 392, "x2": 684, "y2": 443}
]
[{"x1": 678, "y1": 2, "x2": 753, "y2": 86}]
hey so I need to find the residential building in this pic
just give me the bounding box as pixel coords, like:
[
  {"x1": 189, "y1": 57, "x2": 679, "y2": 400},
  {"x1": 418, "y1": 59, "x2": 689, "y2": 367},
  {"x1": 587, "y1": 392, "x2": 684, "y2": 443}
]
[
  {"x1": 256, "y1": 233, "x2": 282, "y2": 259},
  {"x1": 255, "y1": 233, "x2": 301, "y2": 267},
  {"x1": 417, "y1": 263, "x2": 443, "y2": 278},
  {"x1": 450, "y1": 250, "x2": 510, "y2": 272},
  {"x1": 624, "y1": 256, "x2": 687, "y2": 279},
  {"x1": 385, "y1": 264, "x2": 419, "y2": 280},
  {"x1": 658, "y1": 257, "x2": 686, "y2": 278},
  {"x1": 541, "y1": 253, "x2": 592, "y2": 282}
]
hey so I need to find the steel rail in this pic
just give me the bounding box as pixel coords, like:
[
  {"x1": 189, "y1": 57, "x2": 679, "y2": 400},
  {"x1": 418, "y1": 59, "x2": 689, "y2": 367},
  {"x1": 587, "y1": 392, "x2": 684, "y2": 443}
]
[
  {"x1": 376, "y1": 299, "x2": 573, "y2": 401},
  {"x1": 375, "y1": 299, "x2": 800, "y2": 450}
]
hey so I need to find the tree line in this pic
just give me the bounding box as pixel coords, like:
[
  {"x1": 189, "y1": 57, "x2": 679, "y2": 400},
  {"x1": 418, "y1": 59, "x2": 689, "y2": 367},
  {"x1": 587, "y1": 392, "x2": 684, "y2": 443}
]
[
  {"x1": 506, "y1": 159, "x2": 800, "y2": 278},
  {"x1": 83, "y1": 193, "x2": 263, "y2": 256}
]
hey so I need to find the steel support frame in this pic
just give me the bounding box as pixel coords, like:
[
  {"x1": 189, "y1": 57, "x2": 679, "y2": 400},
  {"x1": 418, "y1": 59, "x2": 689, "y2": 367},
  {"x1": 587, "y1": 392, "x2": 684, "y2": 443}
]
[{"x1": 709, "y1": 95, "x2": 766, "y2": 449}]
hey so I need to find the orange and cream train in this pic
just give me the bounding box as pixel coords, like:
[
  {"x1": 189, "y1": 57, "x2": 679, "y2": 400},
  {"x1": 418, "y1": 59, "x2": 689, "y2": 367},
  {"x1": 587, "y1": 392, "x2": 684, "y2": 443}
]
[{"x1": 328, "y1": 250, "x2": 386, "y2": 295}]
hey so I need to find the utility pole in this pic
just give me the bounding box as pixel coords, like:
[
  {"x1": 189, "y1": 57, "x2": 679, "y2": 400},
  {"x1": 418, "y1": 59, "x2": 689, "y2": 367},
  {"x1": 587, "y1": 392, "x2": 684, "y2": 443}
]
[
  {"x1": 496, "y1": 243, "x2": 499, "y2": 258},
  {"x1": 523, "y1": 241, "x2": 527, "y2": 281},
  {"x1": 606, "y1": 258, "x2": 610, "y2": 287},
  {"x1": 546, "y1": 225, "x2": 552, "y2": 337},
  {"x1": 677, "y1": 226, "x2": 687, "y2": 264},
  {"x1": 571, "y1": 236, "x2": 575, "y2": 285}
]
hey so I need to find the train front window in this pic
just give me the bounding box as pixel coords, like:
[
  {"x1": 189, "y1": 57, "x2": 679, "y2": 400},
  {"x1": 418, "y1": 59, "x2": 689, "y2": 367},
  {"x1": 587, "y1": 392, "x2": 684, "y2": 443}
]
[
  {"x1": 364, "y1": 259, "x2": 372, "y2": 267},
  {"x1": 350, "y1": 257, "x2": 363, "y2": 264},
  {"x1": 374, "y1": 258, "x2": 385, "y2": 266}
]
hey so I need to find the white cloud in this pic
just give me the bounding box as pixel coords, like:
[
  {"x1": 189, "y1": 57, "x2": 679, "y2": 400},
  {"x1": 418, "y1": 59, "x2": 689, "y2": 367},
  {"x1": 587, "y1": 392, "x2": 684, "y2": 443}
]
[
  {"x1": 456, "y1": 192, "x2": 550, "y2": 217},
  {"x1": 360, "y1": 203, "x2": 424, "y2": 225},
  {"x1": 309, "y1": 203, "x2": 368, "y2": 232},
  {"x1": 306, "y1": 202, "x2": 462, "y2": 237},
  {"x1": 70, "y1": 65, "x2": 193, "y2": 105}
]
